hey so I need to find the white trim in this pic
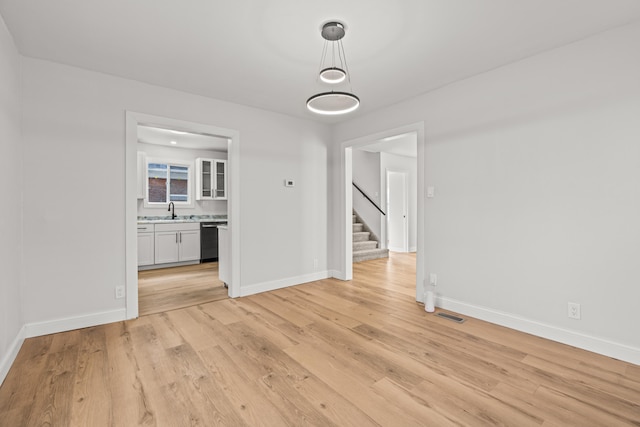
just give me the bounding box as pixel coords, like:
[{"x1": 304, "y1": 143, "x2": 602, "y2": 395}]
[
  {"x1": 330, "y1": 269, "x2": 348, "y2": 281},
  {"x1": 240, "y1": 271, "x2": 331, "y2": 297},
  {"x1": 125, "y1": 111, "x2": 242, "y2": 317},
  {"x1": 438, "y1": 296, "x2": 640, "y2": 366},
  {"x1": 24, "y1": 309, "x2": 126, "y2": 339},
  {"x1": 340, "y1": 122, "x2": 426, "y2": 303},
  {"x1": 0, "y1": 325, "x2": 26, "y2": 386}
]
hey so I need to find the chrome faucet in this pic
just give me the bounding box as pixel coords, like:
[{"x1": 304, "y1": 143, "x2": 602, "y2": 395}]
[{"x1": 168, "y1": 202, "x2": 176, "y2": 219}]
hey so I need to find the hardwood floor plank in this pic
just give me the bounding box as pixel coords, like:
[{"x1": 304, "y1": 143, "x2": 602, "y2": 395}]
[
  {"x1": 411, "y1": 376, "x2": 543, "y2": 426},
  {"x1": 199, "y1": 298, "x2": 243, "y2": 325},
  {"x1": 534, "y1": 384, "x2": 639, "y2": 426},
  {"x1": 489, "y1": 382, "x2": 602, "y2": 427},
  {"x1": 0, "y1": 335, "x2": 52, "y2": 417},
  {"x1": 371, "y1": 377, "x2": 464, "y2": 427},
  {"x1": 138, "y1": 262, "x2": 228, "y2": 316},
  {"x1": 69, "y1": 327, "x2": 112, "y2": 426},
  {"x1": 523, "y1": 354, "x2": 640, "y2": 406},
  {"x1": 24, "y1": 343, "x2": 80, "y2": 426},
  {"x1": 103, "y1": 321, "x2": 156, "y2": 426},
  {"x1": 284, "y1": 342, "x2": 425, "y2": 426},
  {"x1": 164, "y1": 343, "x2": 248, "y2": 426},
  {"x1": 247, "y1": 291, "x2": 315, "y2": 328},
  {"x1": 164, "y1": 308, "x2": 222, "y2": 351},
  {"x1": 2, "y1": 253, "x2": 639, "y2": 426},
  {"x1": 277, "y1": 290, "x2": 363, "y2": 329},
  {"x1": 146, "y1": 312, "x2": 187, "y2": 350},
  {"x1": 197, "y1": 345, "x2": 292, "y2": 427}
]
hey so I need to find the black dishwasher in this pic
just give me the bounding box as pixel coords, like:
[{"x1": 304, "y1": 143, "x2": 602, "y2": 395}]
[{"x1": 200, "y1": 222, "x2": 225, "y2": 262}]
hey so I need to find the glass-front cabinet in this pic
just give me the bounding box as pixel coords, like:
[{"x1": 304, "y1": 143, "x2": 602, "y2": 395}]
[{"x1": 196, "y1": 158, "x2": 227, "y2": 200}]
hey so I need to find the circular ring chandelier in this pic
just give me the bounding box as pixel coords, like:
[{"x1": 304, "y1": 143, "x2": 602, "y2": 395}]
[{"x1": 306, "y1": 21, "x2": 360, "y2": 115}]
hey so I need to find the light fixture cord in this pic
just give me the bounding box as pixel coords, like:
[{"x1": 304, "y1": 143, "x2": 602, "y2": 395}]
[
  {"x1": 338, "y1": 39, "x2": 354, "y2": 92},
  {"x1": 316, "y1": 39, "x2": 329, "y2": 83}
]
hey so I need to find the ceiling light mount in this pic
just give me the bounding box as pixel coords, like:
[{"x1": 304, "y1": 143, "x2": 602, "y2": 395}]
[
  {"x1": 321, "y1": 21, "x2": 345, "y2": 41},
  {"x1": 306, "y1": 20, "x2": 359, "y2": 115}
]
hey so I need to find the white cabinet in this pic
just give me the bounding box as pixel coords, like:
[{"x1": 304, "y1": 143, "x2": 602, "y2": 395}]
[
  {"x1": 218, "y1": 225, "x2": 230, "y2": 286},
  {"x1": 179, "y1": 229, "x2": 201, "y2": 261},
  {"x1": 154, "y1": 223, "x2": 201, "y2": 265},
  {"x1": 137, "y1": 223, "x2": 154, "y2": 266},
  {"x1": 154, "y1": 230, "x2": 181, "y2": 264},
  {"x1": 196, "y1": 158, "x2": 227, "y2": 200}
]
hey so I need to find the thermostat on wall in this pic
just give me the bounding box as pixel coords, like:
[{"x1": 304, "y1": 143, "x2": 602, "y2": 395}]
[{"x1": 285, "y1": 179, "x2": 295, "y2": 187}]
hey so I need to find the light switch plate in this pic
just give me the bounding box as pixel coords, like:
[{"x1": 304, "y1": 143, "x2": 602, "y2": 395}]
[
  {"x1": 285, "y1": 179, "x2": 295, "y2": 187},
  {"x1": 427, "y1": 186, "x2": 435, "y2": 198}
]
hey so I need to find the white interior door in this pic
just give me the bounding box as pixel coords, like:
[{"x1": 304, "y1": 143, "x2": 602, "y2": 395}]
[{"x1": 387, "y1": 171, "x2": 408, "y2": 252}]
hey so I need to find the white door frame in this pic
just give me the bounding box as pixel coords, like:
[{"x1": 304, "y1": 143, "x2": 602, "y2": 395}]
[
  {"x1": 125, "y1": 112, "x2": 242, "y2": 319},
  {"x1": 386, "y1": 169, "x2": 409, "y2": 252},
  {"x1": 340, "y1": 122, "x2": 426, "y2": 302}
]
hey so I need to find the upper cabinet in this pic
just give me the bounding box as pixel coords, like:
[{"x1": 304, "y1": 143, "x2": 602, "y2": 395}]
[{"x1": 196, "y1": 158, "x2": 227, "y2": 200}]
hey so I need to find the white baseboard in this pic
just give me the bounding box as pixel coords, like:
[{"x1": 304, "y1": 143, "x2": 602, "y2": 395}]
[
  {"x1": 24, "y1": 309, "x2": 127, "y2": 339},
  {"x1": 240, "y1": 271, "x2": 331, "y2": 297},
  {"x1": 438, "y1": 296, "x2": 640, "y2": 366},
  {"x1": 0, "y1": 325, "x2": 26, "y2": 387},
  {"x1": 329, "y1": 270, "x2": 348, "y2": 281}
]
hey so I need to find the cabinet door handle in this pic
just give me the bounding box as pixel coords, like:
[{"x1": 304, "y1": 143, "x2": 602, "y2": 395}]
[
  {"x1": 180, "y1": 232, "x2": 182, "y2": 243},
  {"x1": 176, "y1": 233, "x2": 178, "y2": 244}
]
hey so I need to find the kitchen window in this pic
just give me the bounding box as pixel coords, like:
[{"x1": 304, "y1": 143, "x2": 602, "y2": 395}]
[{"x1": 145, "y1": 160, "x2": 193, "y2": 206}]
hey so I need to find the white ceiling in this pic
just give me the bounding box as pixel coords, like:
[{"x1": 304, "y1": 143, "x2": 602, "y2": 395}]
[
  {"x1": 138, "y1": 125, "x2": 229, "y2": 151},
  {"x1": 360, "y1": 132, "x2": 417, "y2": 158},
  {"x1": 2, "y1": 1, "x2": 640, "y2": 122}
]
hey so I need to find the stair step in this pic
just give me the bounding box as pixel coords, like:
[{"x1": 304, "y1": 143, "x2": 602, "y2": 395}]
[
  {"x1": 353, "y1": 214, "x2": 357, "y2": 224},
  {"x1": 353, "y1": 248, "x2": 389, "y2": 263},
  {"x1": 352, "y1": 223, "x2": 364, "y2": 232},
  {"x1": 352, "y1": 231, "x2": 371, "y2": 242},
  {"x1": 353, "y1": 240, "x2": 378, "y2": 250}
]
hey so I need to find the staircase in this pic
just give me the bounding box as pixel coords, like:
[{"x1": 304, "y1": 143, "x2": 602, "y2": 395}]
[{"x1": 352, "y1": 212, "x2": 389, "y2": 263}]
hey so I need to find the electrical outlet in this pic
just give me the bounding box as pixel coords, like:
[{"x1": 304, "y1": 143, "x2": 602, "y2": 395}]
[
  {"x1": 568, "y1": 302, "x2": 581, "y2": 319},
  {"x1": 115, "y1": 286, "x2": 125, "y2": 299}
]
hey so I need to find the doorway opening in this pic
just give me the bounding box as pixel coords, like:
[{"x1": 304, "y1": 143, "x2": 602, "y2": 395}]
[
  {"x1": 341, "y1": 122, "x2": 425, "y2": 302},
  {"x1": 125, "y1": 112, "x2": 241, "y2": 319}
]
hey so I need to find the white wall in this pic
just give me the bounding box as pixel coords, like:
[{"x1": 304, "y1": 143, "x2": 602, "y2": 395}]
[
  {"x1": 331, "y1": 22, "x2": 640, "y2": 363},
  {"x1": 352, "y1": 149, "x2": 382, "y2": 240},
  {"x1": 20, "y1": 57, "x2": 330, "y2": 326},
  {"x1": 380, "y1": 152, "x2": 417, "y2": 251},
  {"x1": 0, "y1": 13, "x2": 23, "y2": 384},
  {"x1": 137, "y1": 142, "x2": 227, "y2": 217}
]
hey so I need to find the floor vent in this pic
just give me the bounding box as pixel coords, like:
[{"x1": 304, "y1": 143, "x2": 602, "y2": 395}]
[{"x1": 436, "y1": 312, "x2": 465, "y2": 323}]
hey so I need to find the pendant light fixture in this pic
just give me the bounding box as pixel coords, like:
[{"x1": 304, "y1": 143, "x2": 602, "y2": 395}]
[{"x1": 306, "y1": 21, "x2": 360, "y2": 115}]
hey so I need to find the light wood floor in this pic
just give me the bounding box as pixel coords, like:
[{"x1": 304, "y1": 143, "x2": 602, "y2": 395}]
[
  {"x1": 2, "y1": 253, "x2": 639, "y2": 426},
  {"x1": 138, "y1": 262, "x2": 228, "y2": 316}
]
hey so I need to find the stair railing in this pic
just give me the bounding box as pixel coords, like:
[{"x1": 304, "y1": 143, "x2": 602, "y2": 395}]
[{"x1": 352, "y1": 182, "x2": 386, "y2": 216}]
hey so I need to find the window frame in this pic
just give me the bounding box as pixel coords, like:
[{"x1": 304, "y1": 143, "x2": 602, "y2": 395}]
[{"x1": 143, "y1": 157, "x2": 194, "y2": 208}]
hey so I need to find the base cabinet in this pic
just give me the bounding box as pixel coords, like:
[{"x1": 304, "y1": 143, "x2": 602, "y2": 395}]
[
  {"x1": 177, "y1": 230, "x2": 201, "y2": 261},
  {"x1": 137, "y1": 224, "x2": 155, "y2": 266},
  {"x1": 154, "y1": 223, "x2": 201, "y2": 265},
  {"x1": 154, "y1": 231, "x2": 181, "y2": 264}
]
